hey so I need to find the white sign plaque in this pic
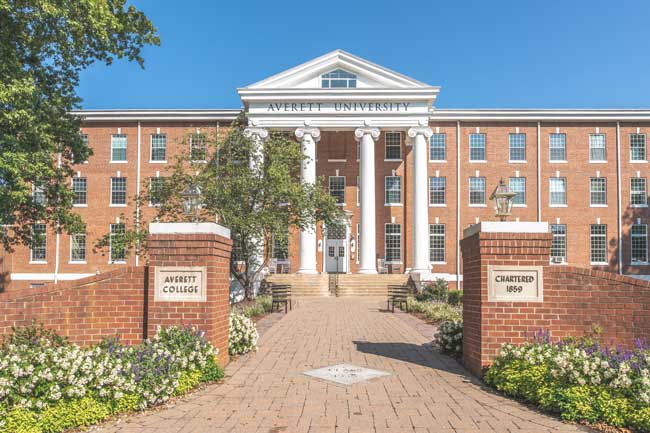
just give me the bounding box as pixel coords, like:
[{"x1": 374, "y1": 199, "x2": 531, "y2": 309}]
[
  {"x1": 154, "y1": 266, "x2": 206, "y2": 302},
  {"x1": 487, "y1": 265, "x2": 543, "y2": 302}
]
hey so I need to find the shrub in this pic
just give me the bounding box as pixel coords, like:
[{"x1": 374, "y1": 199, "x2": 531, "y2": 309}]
[
  {"x1": 416, "y1": 278, "x2": 449, "y2": 302},
  {"x1": 0, "y1": 325, "x2": 224, "y2": 433},
  {"x1": 407, "y1": 297, "x2": 462, "y2": 323},
  {"x1": 235, "y1": 295, "x2": 273, "y2": 318},
  {"x1": 485, "y1": 337, "x2": 650, "y2": 432},
  {"x1": 229, "y1": 312, "x2": 259, "y2": 356},
  {"x1": 434, "y1": 321, "x2": 463, "y2": 356},
  {"x1": 447, "y1": 290, "x2": 463, "y2": 306}
]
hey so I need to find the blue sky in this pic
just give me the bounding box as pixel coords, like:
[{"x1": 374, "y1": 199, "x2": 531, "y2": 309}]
[{"x1": 78, "y1": 0, "x2": 650, "y2": 109}]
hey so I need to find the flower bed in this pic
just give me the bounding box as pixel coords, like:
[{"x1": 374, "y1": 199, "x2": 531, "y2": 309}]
[
  {"x1": 485, "y1": 333, "x2": 650, "y2": 432},
  {"x1": 229, "y1": 312, "x2": 259, "y2": 356},
  {"x1": 406, "y1": 297, "x2": 462, "y2": 323},
  {"x1": 0, "y1": 324, "x2": 224, "y2": 433}
]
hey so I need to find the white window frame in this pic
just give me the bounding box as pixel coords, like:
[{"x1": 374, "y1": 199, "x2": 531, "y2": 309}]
[
  {"x1": 321, "y1": 69, "x2": 357, "y2": 88},
  {"x1": 631, "y1": 224, "x2": 649, "y2": 265},
  {"x1": 549, "y1": 177, "x2": 567, "y2": 207},
  {"x1": 589, "y1": 177, "x2": 607, "y2": 207},
  {"x1": 469, "y1": 133, "x2": 486, "y2": 162},
  {"x1": 508, "y1": 133, "x2": 526, "y2": 162},
  {"x1": 110, "y1": 134, "x2": 127, "y2": 163},
  {"x1": 469, "y1": 176, "x2": 486, "y2": 206},
  {"x1": 384, "y1": 132, "x2": 402, "y2": 161},
  {"x1": 429, "y1": 224, "x2": 446, "y2": 264},
  {"x1": 110, "y1": 177, "x2": 127, "y2": 207},
  {"x1": 590, "y1": 224, "x2": 608, "y2": 265},
  {"x1": 328, "y1": 175, "x2": 346, "y2": 206},
  {"x1": 150, "y1": 133, "x2": 167, "y2": 163},
  {"x1": 71, "y1": 177, "x2": 87, "y2": 207},
  {"x1": 630, "y1": 133, "x2": 647, "y2": 162},
  {"x1": 30, "y1": 223, "x2": 47, "y2": 263},
  {"x1": 69, "y1": 232, "x2": 87, "y2": 264},
  {"x1": 589, "y1": 134, "x2": 607, "y2": 162},
  {"x1": 149, "y1": 177, "x2": 164, "y2": 207},
  {"x1": 550, "y1": 224, "x2": 567, "y2": 264},
  {"x1": 384, "y1": 176, "x2": 402, "y2": 206},
  {"x1": 271, "y1": 232, "x2": 289, "y2": 260},
  {"x1": 549, "y1": 133, "x2": 567, "y2": 162},
  {"x1": 384, "y1": 223, "x2": 402, "y2": 263},
  {"x1": 429, "y1": 176, "x2": 446, "y2": 206},
  {"x1": 429, "y1": 133, "x2": 446, "y2": 162},
  {"x1": 109, "y1": 223, "x2": 126, "y2": 264},
  {"x1": 189, "y1": 133, "x2": 207, "y2": 163},
  {"x1": 509, "y1": 177, "x2": 526, "y2": 207},
  {"x1": 631, "y1": 177, "x2": 648, "y2": 207}
]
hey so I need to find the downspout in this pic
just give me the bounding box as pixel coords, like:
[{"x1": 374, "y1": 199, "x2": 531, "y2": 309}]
[
  {"x1": 537, "y1": 121, "x2": 542, "y2": 222},
  {"x1": 616, "y1": 121, "x2": 622, "y2": 274},
  {"x1": 54, "y1": 153, "x2": 62, "y2": 284},
  {"x1": 456, "y1": 120, "x2": 461, "y2": 288},
  {"x1": 135, "y1": 121, "x2": 142, "y2": 267}
]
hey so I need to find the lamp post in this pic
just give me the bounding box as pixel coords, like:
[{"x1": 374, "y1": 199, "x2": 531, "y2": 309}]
[
  {"x1": 180, "y1": 184, "x2": 202, "y2": 222},
  {"x1": 489, "y1": 178, "x2": 517, "y2": 222}
]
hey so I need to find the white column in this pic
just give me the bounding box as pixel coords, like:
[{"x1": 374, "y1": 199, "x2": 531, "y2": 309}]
[
  {"x1": 295, "y1": 125, "x2": 321, "y2": 274},
  {"x1": 243, "y1": 126, "x2": 269, "y2": 275},
  {"x1": 355, "y1": 126, "x2": 380, "y2": 274},
  {"x1": 408, "y1": 124, "x2": 433, "y2": 274}
]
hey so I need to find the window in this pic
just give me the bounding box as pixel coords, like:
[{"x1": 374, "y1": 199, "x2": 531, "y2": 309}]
[
  {"x1": 32, "y1": 184, "x2": 46, "y2": 206},
  {"x1": 429, "y1": 133, "x2": 446, "y2": 161},
  {"x1": 70, "y1": 232, "x2": 86, "y2": 262},
  {"x1": 271, "y1": 232, "x2": 288, "y2": 260},
  {"x1": 385, "y1": 176, "x2": 402, "y2": 204},
  {"x1": 469, "y1": 177, "x2": 486, "y2": 205},
  {"x1": 469, "y1": 133, "x2": 486, "y2": 161},
  {"x1": 590, "y1": 224, "x2": 608, "y2": 264},
  {"x1": 549, "y1": 177, "x2": 567, "y2": 206},
  {"x1": 631, "y1": 134, "x2": 646, "y2": 161},
  {"x1": 631, "y1": 178, "x2": 648, "y2": 207},
  {"x1": 81, "y1": 134, "x2": 88, "y2": 147},
  {"x1": 150, "y1": 134, "x2": 167, "y2": 161},
  {"x1": 509, "y1": 133, "x2": 526, "y2": 161},
  {"x1": 190, "y1": 133, "x2": 207, "y2": 162},
  {"x1": 149, "y1": 177, "x2": 164, "y2": 206},
  {"x1": 429, "y1": 224, "x2": 445, "y2": 263},
  {"x1": 590, "y1": 178, "x2": 607, "y2": 206},
  {"x1": 329, "y1": 176, "x2": 345, "y2": 204},
  {"x1": 385, "y1": 224, "x2": 401, "y2": 262},
  {"x1": 72, "y1": 177, "x2": 87, "y2": 205},
  {"x1": 321, "y1": 69, "x2": 357, "y2": 88},
  {"x1": 509, "y1": 177, "x2": 526, "y2": 206},
  {"x1": 111, "y1": 134, "x2": 127, "y2": 162},
  {"x1": 549, "y1": 133, "x2": 566, "y2": 161},
  {"x1": 589, "y1": 134, "x2": 606, "y2": 161},
  {"x1": 109, "y1": 223, "x2": 126, "y2": 263},
  {"x1": 631, "y1": 224, "x2": 648, "y2": 264},
  {"x1": 429, "y1": 177, "x2": 446, "y2": 205},
  {"x1": 110, "y1": 177, "x2": 127, "y2": 205},
  {"x1": 30, "y1": 224, "x2": 47, "y2": 262},
  {"x1": 385, "y1": 132, "x2": 402, "y2": 160},
  {"x1": 550, "y1": 224, "x2": 567, "y2": 263}
]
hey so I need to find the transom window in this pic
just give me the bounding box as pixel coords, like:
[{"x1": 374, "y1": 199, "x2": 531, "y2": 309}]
[
  {"x1": 469, "y1": 133, "x2": 486, "y2": 161},
  {"x1": 72, "y1": 177, "x2": 87, "y2": 206},
  {"x1": 70, "y1": 232, "x2": 86, "y2": 262},
  {"x1": 190, "y1": 133, "x2": 207, "y2": 162},
  {"x1": 429, "y1": 133, "x2": 446, "y2": 161},
  {"x1": 329, "y1": 176, "x2": 346, "y2": 204},
  {"x1": 385, "y1": 176, "x2": 402, "y2": 204},
  {"x1": 111, "y1": 134, "x2": 127, "y2": 162},
  {"x1": 509, "y1": 177, "x2": 526, "y2": 206},
  {"x1": 469, "y1": 177, "x2": 486, "y2": 205},
  {"x1": 589, "y1": 134, "x2": 606, "y2": 161},
  {"x1": 385, "y1": 132, "x2": 402, "y2": 160},
  {"x1": 30, "y1": 223, "x2": 47, "y2": 262},
  {"x1": 631, "y1": 134, "x2": 646, "y2": 161},
  {"x1": 631, "y1": 177, "x2": 648, "y2": 207},
  {"x1": 110, "y1": 223, "x2": 126, "y2": 263},
  {"x1": 509, "y1": 133, "x2": 526, "y2": 161},
  {"x1": 590, "y1": 224, "x2": 608, "y2": 264},
  {"x1": 549, "y1": 133, "x2": 567, "y2": 161},
  {"x1": 429, "y1": 224, "x2": 445, "y2": 263},
  {"x1": 321, "y1": 69, "x2": 357, "y2": 88},
  {"x1": 151, "y1": 134, "x2": 167, "y2": 161},
  {"x1": 631, "y1": 224, "x2": 648, "y2": 264},
  {"x1": 111, "y1": 177, "x2": 127, "y2": 205},
  {"x1": 550, "y1": 224, "x2": 567, "y2": 263},
  {"x1": 429, "y1": 177, "x2": 446, "y2": 205},
  {"x1": 385, "y1": 224, "x2": 401, "y2": 262},
  {"x1": 590, "y1": 177, "x2": 607, "y2": 206},
  {"x1": 549, "y1": 177, "x2": 567, "y2": 206}
]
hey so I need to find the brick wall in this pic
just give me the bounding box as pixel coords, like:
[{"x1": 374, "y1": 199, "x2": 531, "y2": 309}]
[{"x1": 461, "y1": 228, "x2": 650, "y2": 377}]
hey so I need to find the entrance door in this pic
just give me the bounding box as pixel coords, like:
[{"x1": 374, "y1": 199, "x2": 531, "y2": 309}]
[{"x1": 325, "y1": 223, "x2": 348, "y2": 273}]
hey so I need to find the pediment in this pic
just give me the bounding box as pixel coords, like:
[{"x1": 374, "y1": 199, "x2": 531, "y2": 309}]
[{"x1": 241, "y1": 49, "x2": 436, "y2": 90}]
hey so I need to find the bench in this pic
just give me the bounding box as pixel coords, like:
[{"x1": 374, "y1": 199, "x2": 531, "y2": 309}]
[
  {"x1": 387, "y1": 285, "x2": 409, "y2": 313},
  {"x1": 271, "y1": 284, "x2": 292, "y2": 313}
]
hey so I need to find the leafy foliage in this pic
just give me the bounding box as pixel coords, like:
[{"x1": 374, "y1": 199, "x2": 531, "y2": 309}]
[
  {"x1": 416, "y1": 278, "x2": 450, "y2": 302},
  {"x1": 407, "y1": 297, "x2": 462, "y2": 323},
  {"x1": 233, "y1": 295, "x2": 273, "y2": 319},
  {"x1": 229, "y1": 312, "x2": 259, "y2": 356},
  {"x1": 434, "y1": 321, "x2": 463, "y2": 356},
  {"x1": 0, "y1": 0, "x2": 159, "y2": 249}
]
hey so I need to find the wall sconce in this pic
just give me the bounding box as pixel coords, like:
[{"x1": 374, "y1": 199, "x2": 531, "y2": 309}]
[
  {"x1": 317, "y1": 239, "x2": 323, "y2": 252},
  {"x1": 350, "y1": 236, "x2": 356, "y2": 253}
]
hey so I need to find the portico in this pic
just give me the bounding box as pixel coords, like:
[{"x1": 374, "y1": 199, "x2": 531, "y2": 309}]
[{"x1": 238, "y1": 50, "x2": 440, "y2": 277}]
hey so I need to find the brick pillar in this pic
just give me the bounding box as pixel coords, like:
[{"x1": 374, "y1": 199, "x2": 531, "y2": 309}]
[
  {"x1": 147, "y1": 222, "x2": 232, "y2": 366},
  {"x1": 460, "y1": 222, "x2": 552, "y2": 377}
]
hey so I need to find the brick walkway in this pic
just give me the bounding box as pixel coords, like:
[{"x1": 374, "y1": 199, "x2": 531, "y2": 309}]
[{"x1": 93, "y1": 297, "x2": 592, "y2": 433}]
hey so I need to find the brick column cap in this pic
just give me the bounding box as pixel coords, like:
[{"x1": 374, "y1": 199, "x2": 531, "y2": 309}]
[
  {"x1": 463, "y1": 221, "x2": 548, "y2": 238},
  {"x1": 149, "y1": 222, "x2": 231, "y2": 238}
]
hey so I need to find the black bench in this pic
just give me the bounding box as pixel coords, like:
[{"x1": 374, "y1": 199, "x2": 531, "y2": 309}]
[
  {"x1": 387, "y1": 285, "x2": 409, "y2": 313},
  {"x1": 271, "y1": 284, "x2": 292, "y2": 313}
]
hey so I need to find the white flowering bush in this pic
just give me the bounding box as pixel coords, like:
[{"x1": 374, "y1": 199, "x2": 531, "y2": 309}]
[
  {"x1": 0, "y1": 324, "x2": 223, "y2": 433},
  {"x1": 434, "y1": 320, "x2": 463, "y2": 356},
  {"x1": 229, "y1": 312, "x2": 258, "y2": 356},
  {"x1": 485, "y1": 332, "x2": 650, "y2": 432}
]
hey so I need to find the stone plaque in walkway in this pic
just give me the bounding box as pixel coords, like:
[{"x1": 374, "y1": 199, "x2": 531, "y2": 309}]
[{"x1": 303, "y1": 363, "x2": 390, "y2": 385}]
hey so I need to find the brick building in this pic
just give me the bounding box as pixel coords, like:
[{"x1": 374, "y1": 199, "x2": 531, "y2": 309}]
[{"x1": 6, "y1": 49, "x2": 650, "y2": 290}]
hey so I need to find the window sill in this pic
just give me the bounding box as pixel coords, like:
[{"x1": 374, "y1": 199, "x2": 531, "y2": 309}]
[
  {"x1": 109, "y1": 261, "x2": 127, "y2": 265},
  {"x1": 590, "y1": 262, "x2": 609, "y2": 266},
  {"x1": 513, "y1": 204, "x2": 527, "y2": 208},
  {"x1": 384, "y1": 159, "x2": 402, "y2": 162},
  {"x1": 430, "y1": 262, "x2": 447, "y2": 265},
  {"x1": 589, "y1": 160, "x2": 608, "y2": 164},
  {"x1": 109, "y1": 204, "x2": 128, "y2": 208},
  {"x1": 508, "y1": 160, "x2": 527, "y2": 164},
  {"x1": 110, "y1": 161, "x2": 128, "y2": 164},
  {"x1": 335, "y1": 203, "x2": 346, "y2": 207},
  {"x1": 631, "y1": 262, "x2": 650, "y2": 266},
  {"x1": 69, "y1": 261, "x2": 87, "y2": 265},
  {"x1": 73, "y1": 204, "x2": 88, "y2": 208},
  {"x1": 469, "y1": 204, "x2": 487, "y2": 207},
  {"x1": 590, "y1": 204, "x2": 608, "y2": 208},
  {"x1": 629, "y1": 160, "x2": 648, "y2": 163},
  {"x1": 469, "y1": 160, "x2": 487, "y2": 163},
  {"x1": 190, "y1": 160, "x2": 207, "y2": 164},
  {"x1": 549, "y1": 204, "x2": 568, "y2": 208},
  {"x1": 429, "y1": 160, "x2": 447, "y2": 163},
  {"x1": 550, "y1": 261, "x2": 568, "y2": 265},
  {"x1": 148, "y1": 204, "x2": 161, "y2": 208},
  {"x1": 631, "y1": 204, "x2": 649, "y2": 208},
  {"x1": 549, "y1": 160, "x2": 568, "y2": 163},
  {"x1": 149, "y1": 160, "x2": 167, "y2": 164},
  {"x1": 384, "y1": 203, "x2": 403, "y2": 207},
  {"x1": 328, "y1": 159, "x2": 347, "y2": 163},
  {"x1": 384, "y1": 261, "x2": 403, "y2": 265},
  {"x1": 429, "y1": 204, "x2": 447, "y2": 207},
  {"x1": 29, "y1": 261, "x2": 47, "y2": 265}
]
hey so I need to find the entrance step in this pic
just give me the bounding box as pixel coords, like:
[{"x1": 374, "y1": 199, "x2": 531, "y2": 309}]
[
  {"x1": 265, "y1": 274, "x2": 330, "y2": 297},
  {"x1": 335, "y1": 274, "x2": 409, "y2": 297}
]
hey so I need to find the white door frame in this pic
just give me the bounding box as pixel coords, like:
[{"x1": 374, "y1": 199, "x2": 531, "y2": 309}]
[{"x1": 321, "y1": 216, "x2": 352, "y2": 274}]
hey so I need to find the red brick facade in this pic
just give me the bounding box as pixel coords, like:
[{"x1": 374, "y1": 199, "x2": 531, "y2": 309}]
[{"x1": 461, "y1": 229, "x2": 650, "y2": 377}]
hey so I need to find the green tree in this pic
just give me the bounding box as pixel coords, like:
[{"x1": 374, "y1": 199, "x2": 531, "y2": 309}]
[
  {"x1": 155, "y1": 119, "x2": 341, "y2": 299},
  {"x1": 0, "y1": 0, "x2": 159, "y2": 248}
]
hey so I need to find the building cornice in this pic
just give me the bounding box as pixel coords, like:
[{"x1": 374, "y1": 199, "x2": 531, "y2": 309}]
[
  {"x1": 72, "y1": 109, "x2": 241, "y2": 122},
  {"x1": 430, "y1": 109, "x2": 650, "y2": 122}
]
